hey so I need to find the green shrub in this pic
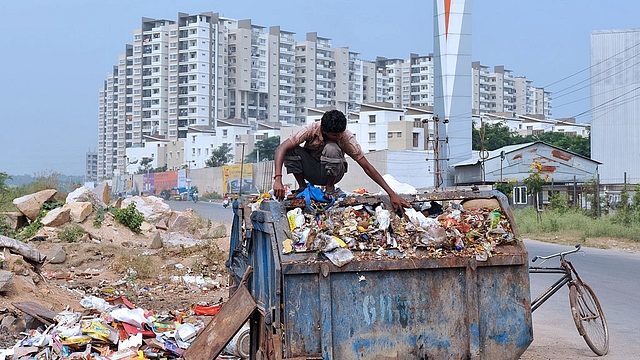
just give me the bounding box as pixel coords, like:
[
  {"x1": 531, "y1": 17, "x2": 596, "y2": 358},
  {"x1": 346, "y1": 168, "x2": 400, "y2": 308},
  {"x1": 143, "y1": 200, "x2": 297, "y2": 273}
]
[
  {"x1": 200, "y1": 191, "x2": 222, "y2": 201},
  {"x1": 58, "y1": 224, "x2": 85, "y2": 242},
  {"x1": 93, "y1": 207, "x2": 108, "y2": 228},
  {"x1": 112, "y1": 203, "x2": 145, "y2": 234},
  {"x1": 513, "y1": 207, "x2": 640, "y2": 242},
  {"x1": 0, "y1": 217, "x2": 15, "y2": 238}
]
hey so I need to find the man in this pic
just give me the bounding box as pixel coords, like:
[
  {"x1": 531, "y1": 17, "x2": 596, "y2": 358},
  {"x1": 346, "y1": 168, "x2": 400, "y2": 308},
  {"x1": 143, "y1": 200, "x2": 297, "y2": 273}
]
[{"x1": 272, "y1": 110, "x2": 411, "y2": 212}]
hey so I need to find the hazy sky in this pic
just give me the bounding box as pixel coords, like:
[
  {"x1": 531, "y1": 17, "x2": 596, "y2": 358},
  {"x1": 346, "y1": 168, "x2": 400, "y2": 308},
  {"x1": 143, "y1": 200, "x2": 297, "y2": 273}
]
[{"x1": 1, "y1": 0, "x2": 639, "y2": 176}]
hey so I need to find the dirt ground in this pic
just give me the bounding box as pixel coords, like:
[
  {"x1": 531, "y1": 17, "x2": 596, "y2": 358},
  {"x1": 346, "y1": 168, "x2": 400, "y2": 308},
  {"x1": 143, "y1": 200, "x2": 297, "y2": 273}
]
[{"x1": 0, "y1": 212, "x2": 233, "y2": 348}]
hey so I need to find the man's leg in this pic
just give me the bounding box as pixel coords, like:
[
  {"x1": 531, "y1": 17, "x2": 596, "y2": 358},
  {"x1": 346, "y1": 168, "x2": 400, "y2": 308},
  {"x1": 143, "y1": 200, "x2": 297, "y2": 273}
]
[
  {"x1": 320, "y1": 142, "x2": 346, "y2": 193},
  {"x1": 284, "y1": 146, "x2": 325, "y2": 190}
]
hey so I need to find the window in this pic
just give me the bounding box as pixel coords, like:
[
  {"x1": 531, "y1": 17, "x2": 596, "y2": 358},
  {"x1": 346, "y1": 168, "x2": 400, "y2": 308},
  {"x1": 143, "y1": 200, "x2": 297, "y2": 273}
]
[
  {"x1": 368, "y1": 115, "x2": 376, "y2": 123},
  {"x1": 368, "y1": 133, "x2": 376, "y2": 141},
  {"x1": 513, "y1": 186, "x2": 527, "y2": 204},
  {"x1": 388, "y1": 132, "x2": 393, "y2": 138}
]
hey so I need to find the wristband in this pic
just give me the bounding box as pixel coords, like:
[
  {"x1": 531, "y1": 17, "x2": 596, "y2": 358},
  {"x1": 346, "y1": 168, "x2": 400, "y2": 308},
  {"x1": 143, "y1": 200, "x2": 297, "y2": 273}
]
[{"x1": 273, "y1": 174, "x2": 282, "y2": 180}]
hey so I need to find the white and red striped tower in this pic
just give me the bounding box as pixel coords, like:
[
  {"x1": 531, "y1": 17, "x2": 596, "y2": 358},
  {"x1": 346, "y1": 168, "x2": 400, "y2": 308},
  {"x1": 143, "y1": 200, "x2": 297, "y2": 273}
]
[{"x1": 434, "y1": 0, "x2": 472, "y2": 188}]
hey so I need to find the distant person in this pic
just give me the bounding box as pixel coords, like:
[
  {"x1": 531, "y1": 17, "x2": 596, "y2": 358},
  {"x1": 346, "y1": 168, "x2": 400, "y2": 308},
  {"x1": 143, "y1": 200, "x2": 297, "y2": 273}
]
[{"x1": 272, "y1": 109, "x2": 410, "y2": 212}]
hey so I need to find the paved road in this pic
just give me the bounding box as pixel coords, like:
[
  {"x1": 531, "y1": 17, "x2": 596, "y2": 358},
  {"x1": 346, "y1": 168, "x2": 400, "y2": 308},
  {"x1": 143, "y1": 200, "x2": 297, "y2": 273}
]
[
  {"x1": 166, "y1": 199, "x2": 235, "y2": 224},
  {"x1": 164, "y1": 201, "x2": 640, "y2": 358},
  {"x1": 523, "y1": 239, "x2": 640, "y2": 359}
]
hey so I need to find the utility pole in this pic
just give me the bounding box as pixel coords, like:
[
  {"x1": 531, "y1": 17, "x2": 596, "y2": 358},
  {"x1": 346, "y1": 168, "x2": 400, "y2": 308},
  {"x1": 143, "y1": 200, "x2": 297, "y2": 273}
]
[{"x1": 424, "y1": 115, "x2": 449, "y2": 190}]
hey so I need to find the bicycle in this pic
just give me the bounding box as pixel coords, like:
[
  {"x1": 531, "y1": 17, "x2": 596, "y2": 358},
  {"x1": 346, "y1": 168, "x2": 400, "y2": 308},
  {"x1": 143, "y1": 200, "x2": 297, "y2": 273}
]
[{"x1": 529, "y1": 244, "x2": 609, "y2": 356}]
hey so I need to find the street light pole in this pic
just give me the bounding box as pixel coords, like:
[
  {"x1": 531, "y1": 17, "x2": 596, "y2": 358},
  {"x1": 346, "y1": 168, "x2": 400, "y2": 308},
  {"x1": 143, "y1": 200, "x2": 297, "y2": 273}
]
[
  {"x1": 239, "y1": 143, "x2": 246, "y2": 197},
  {"x1": 500, "y1": 150, "x2": 505, "y2": 182}
]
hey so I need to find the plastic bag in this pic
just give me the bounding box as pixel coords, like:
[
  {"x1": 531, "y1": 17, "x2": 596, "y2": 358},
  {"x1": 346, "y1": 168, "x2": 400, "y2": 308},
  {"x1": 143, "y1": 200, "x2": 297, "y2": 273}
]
[
  {"x1": 489, "y1": 211, "x2": 501, "y2": 228},
  {"x1": 286, "y1": 208, "x2": 305, "y2": 231},
  {"x1": 404, "y1": 208, "x2": 438, "y2": 229},
  {"x1": 80, "y1": 296, "x2": 110, "y2": 312},
  {"x1": 296, "y1": 182, "x2": 335, "y2": 209},
  {"x1": 375, "y1": 206, "x2": 391, "y2": 231},
  {"x1": 324, "y1": 247, "x2": 354, "y2": 267}
]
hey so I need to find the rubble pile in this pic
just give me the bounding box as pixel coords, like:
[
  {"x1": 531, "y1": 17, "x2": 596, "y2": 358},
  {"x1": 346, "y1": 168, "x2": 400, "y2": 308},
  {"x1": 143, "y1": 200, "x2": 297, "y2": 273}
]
[
  {"x1": 3, "y1": 296, "x2": 233, "y2": 360},
  {"x1": 281, "y1": 195, "x2": 519, "y2": 266},
  {"x1": 0, "y1": 186, "x2": 237, "y2": 359}
]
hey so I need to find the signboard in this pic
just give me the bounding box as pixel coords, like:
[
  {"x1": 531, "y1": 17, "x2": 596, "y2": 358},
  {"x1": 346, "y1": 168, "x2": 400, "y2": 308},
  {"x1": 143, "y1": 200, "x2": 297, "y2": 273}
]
[
  {"x1": 151, "y1": 171, "x2": 179, "y2": 194},
  {"x1": 222, "y1": 164, "x2": 253, "y2": 195}
]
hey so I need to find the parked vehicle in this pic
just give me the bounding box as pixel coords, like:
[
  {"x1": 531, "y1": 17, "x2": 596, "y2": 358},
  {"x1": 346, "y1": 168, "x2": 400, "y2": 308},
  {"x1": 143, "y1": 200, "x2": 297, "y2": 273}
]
[{"x1": 170, "y1": 186, "x2": 198, "y2": 201}]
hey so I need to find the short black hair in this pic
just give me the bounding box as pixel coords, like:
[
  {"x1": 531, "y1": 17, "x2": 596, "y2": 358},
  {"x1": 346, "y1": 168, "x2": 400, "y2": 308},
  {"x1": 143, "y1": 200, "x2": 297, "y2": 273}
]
[{"x1": 320, "y1": 110, "x2": 347, "y2": 133}]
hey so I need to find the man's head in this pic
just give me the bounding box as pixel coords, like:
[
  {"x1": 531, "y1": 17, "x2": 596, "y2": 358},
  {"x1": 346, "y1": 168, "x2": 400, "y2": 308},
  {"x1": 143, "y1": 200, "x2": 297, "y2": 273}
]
[{"x1": 320, "y1": 110, "x2": 347, "y2": 134}]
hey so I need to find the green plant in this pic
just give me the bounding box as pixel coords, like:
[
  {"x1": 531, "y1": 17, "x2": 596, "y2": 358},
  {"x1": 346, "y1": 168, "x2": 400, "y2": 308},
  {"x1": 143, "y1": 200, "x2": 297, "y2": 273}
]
[
  {"x1": 112, "y1": 253, "x2": 155, "y2": 280},
  {"x1": 200, "y1": 191, "x2": 222, "y2": 201},
  {"x1": 93, "y1": 207, "x2": 109, "y2": 228},
  {"x1": 493, "y1": 182, "x2": 514, "y2": 200},
  {"x1": 57, "y1": 224, "x2": 85, "y2": 242},
  {"x1": 0, "y1": 216, "x2": 15, "y2": 238},
  {"x1": 112, "y1": 203, "x2": 145, "y2": 234},
  {"x1": 549, "y1": 192, "x2": 570, "y2": 214}
]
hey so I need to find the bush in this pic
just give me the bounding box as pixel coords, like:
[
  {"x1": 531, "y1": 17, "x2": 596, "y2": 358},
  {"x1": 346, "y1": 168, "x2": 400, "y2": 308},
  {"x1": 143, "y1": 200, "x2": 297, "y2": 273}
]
[
  {"x1": 200, "y1": 191, "x2": 222, "y2": 201},
  {"x1": 0, "y1": 217, "x2": 14, "y2": 238},
  {"x1": 58, "y1": 224, "x2": 85, "y2": 242},
  {"x1": 112, "y1": 203, "x2": 145, "y2": 234}
]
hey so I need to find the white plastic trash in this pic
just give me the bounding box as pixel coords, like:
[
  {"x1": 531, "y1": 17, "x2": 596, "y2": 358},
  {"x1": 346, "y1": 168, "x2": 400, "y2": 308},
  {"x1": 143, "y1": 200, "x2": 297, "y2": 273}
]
[{"x1": 223, "y1": 323, "x2": 250, "y2": 359}]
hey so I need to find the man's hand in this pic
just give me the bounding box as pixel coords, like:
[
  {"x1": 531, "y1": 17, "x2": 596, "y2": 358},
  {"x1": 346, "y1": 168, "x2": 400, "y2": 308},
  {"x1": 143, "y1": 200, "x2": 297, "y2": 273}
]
[
  {"x1": 273, "y1": 178, "x2": 286, "y2": 200},
  {"x1": 389, "y1": 193, "x2": 411, "y2": 214}
]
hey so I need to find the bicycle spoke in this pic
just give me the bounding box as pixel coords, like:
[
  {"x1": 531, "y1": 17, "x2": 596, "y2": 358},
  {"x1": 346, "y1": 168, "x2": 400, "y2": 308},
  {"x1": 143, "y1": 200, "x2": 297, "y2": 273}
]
[{"x1": 572, "y1": 282, "x2": 609, "y2": 355}]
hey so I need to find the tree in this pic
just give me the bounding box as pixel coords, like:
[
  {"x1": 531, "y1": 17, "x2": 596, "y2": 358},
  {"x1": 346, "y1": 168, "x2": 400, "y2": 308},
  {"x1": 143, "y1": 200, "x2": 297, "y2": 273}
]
[
  {"x1": 525, "y1": 131, "x2": 590, "y2": 158},
  {"x1": 523, "y1": 160, "x2": 549, "y2": 222},
  {"x1": 205, "y1": 144, "x2": 234, "y2": 167},
  {"x1": 244, "y1": 136, "x2": 280, "y2": 163},
  {"x1": 472, "y1": 120, "x2": 591, "y2": 158},
  {"x1": 136, "y1": 158, "x2": 153, "y2": 174},
  {"x1": 472, "y1": 121, "x2": 527, "y2": 151}
]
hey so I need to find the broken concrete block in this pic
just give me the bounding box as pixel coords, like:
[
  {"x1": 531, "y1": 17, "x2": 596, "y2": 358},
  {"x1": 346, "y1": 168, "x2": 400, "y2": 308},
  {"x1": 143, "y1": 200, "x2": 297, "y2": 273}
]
[
  {"x1": 93, "y1": 182, "x2": 111, "y2": 206},
  {"x1": 122, "y1": 196, "x2": 171, "y2": 223},
  {"x1": 0, "y1": 212, "x2": 28, "y2": 231},
  {"x1": 47, "y1": 245, "x2": 66, "y2": 264},
  {"x1": 62, "y1": 202, "x2": 93, "y2": 223},
  {"x1": 66, "y1": 186, "x2": 106, "y2": 209},
  {"x1": 149, "y1": 232, "x2": 163, "y2": 249},
  {"x1": 40, "y1": 207, "x2": 70, "y2": 227},
  {"x1": 0, "y1": 270, "x2": 13, "y2": 292},
  {"x1": 12, "y1": 189, "x2": 57, "y2": 221}
]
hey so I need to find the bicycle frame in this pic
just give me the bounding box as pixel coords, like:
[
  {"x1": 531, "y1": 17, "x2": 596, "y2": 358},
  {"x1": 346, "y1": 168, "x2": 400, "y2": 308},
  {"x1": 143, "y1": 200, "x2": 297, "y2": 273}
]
[
  {"x1": 528, "y1": 244, "x2": 582, "y2": 312},
  {"x1": 529, "y1": 262, "x2": 574, "y2": 312}
]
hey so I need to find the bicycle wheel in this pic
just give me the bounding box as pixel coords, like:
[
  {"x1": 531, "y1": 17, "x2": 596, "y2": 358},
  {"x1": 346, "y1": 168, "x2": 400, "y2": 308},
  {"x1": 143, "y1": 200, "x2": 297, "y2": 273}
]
[{"x1": 569, "y1": 281, "x2": 609, "y2": 355}]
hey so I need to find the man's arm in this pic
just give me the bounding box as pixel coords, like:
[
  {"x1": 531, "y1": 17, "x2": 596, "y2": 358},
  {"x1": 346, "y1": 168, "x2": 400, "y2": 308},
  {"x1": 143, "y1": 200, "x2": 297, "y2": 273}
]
[
  {"x1": 355, "y1": 156, "x2": 411, "y2": 212},
  {"x1": 273, "y1": 138, "x2": 295, "y2": 200}
]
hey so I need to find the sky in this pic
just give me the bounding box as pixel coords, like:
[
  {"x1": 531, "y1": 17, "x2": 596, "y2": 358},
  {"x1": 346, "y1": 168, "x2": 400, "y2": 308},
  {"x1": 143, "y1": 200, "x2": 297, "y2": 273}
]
[{"x1": 1, "y1": 0, "x2": 639, "y2": 176}]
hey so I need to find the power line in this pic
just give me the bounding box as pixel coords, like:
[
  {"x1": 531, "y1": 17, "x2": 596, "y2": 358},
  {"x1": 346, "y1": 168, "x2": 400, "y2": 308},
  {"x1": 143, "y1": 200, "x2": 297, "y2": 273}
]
[
  {"x1": 571, "y1": 84, "x2": 640, "y2": 119},
  {"x1": 543, "y1": 41, "x2": 640, "y2": 89}
]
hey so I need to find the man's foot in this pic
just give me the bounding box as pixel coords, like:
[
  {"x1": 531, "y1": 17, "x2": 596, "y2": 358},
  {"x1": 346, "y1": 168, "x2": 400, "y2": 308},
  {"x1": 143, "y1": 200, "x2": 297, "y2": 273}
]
[
  {"x1": 324, "y1": 187, "x2": 345, "y2": 200},
  {"x1": 286, "y1": 188, "x2": 306, "y2": 199}
]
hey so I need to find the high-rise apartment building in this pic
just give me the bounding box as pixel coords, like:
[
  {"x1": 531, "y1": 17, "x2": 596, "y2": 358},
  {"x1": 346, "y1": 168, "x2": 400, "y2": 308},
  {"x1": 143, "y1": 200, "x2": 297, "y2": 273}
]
[
  {"x1": 471, "y1": 62, "x2": 551, "y2": 117},
  {"x1": 294, "y1": 32, "x2": 336, "y2": 123},
  {"x1": 96, "y1": 11, "x2": 551, "y2": 181},
  {"x1": 85, "y1": 151, "x2": 98, "y2": 183},
  {"x1": 374, "y1": 54, "x2": 435, "y2": 109}
]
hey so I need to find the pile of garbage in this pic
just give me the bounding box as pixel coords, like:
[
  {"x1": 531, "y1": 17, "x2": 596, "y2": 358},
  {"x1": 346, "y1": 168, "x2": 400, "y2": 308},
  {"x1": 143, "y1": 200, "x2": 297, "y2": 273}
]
[
  {"x1": 281, "y1": 194, "x2": 518, "y2": 267},
  {"x1": 4, "y1": 296, "x2": 241, "y2": 360}
]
